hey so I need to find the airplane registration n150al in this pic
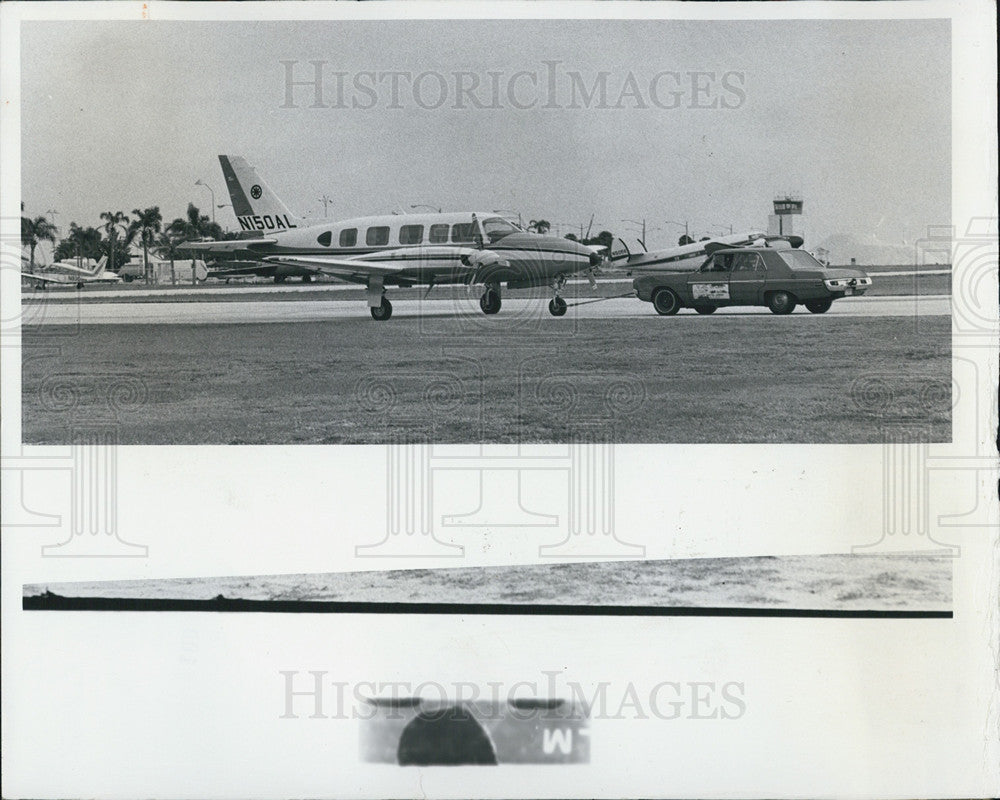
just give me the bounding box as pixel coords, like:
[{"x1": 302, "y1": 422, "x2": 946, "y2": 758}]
[{"x1": 184, "y1": 155, "x2": 605, "y2": 320}]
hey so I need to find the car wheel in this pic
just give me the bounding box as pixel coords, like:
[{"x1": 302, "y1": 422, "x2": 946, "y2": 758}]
[
  {"x1": 652, "y1": 288, "x2": 681, "y2": 316},
  {"x1": 766, "y1": 291, "x2": 796, "y2": 315},
  {"x1": 805, "y1": 299, "x2": 833, "y2": 314},
  {"x1": 694, "y1": 305, "x2": 717, "y2": 315}
]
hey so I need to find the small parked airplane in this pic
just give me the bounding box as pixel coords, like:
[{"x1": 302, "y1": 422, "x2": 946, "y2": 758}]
[
  {"x1": 20, "y1": 255, "x2": 120, "y2": 289},
  {"x1": 608, "y1": 231, "x2": 773, "y2": 274},
  {"x1": 184, "y1": 155, "x2": 605, "y2": 320}
]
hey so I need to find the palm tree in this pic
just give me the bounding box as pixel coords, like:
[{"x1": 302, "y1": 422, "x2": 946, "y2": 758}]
[
  {"x1": 130, "y1": 207, "x2": 162, "y2": 283},
  {"x1": 21, "y1": 215, "x2": 58, "y2": 272},
  {"x1": 100, "y1": 210, "x2": 130, "y2": 273},
  {"x1": 528, "y1": 219, "x2": 551, "y2": 235},
  {"x1": 155, "y1": 228, "x2": 187, "y2": 285},
  {"x1": 54, "y1": 223, "x2": 105, "y2": 263}
]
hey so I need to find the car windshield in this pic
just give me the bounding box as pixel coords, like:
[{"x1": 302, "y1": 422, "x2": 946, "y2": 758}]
[
  {"x1": 481, "y1": 216, "x2": 521, "y2": 242},
  {"x1": 776, "y1": 250, "x2": 825, "y2": 270}
]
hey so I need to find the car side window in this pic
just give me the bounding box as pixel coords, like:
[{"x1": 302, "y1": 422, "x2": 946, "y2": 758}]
[
  {"x1": 734, "y1": 253, "x2": 763, "y2": 271},
  {"x1": 712, "y1": 254, "x2": 733, "y2": 272}
]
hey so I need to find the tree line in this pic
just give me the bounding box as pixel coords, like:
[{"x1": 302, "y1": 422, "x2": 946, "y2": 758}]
[{"x1": 20, "y1": 203, "x2": 243, "y2": 280}]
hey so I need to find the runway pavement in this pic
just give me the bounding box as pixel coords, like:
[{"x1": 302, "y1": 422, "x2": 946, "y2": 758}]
[{"x1": 21, "y1": 293, "x2": 951, "y2": 325}]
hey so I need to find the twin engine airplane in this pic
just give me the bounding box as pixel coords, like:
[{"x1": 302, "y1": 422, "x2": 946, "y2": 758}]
[
  {"x1": 185, "y1": 155, "x2": 605, "y2": 320},
  {"x1": 20, "y1": 255, "x2": 120, "y2": 289}
]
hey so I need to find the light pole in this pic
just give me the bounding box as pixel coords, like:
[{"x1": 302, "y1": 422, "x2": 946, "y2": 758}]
[
  {"x1": 318, "y1": 195, "x2": 334, "y2": 218},
  {"x1": 195, "y1": 179, "x2": 216, "y2": 224},
  {"x1": 664, "y1": 219, "x2": 689, "y2": 243},
  {"x1": 711, "y1": 223, "x2": 734, "y2": 236},
  {"x1": 622, "y1": 218, "x2": 646, "y2": 245},
  {"x1": 411, "y1": 203, "x2": 442, "y2": 214}
]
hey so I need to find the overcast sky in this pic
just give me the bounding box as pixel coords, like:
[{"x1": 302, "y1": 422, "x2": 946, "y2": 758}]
[{"x1": 21, "y1": 18, "x2": 949, "y2": 251}]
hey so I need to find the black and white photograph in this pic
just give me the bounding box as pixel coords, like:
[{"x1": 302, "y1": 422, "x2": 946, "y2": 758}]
[
  {"x1": 2, "y1": 1, "x2": 998, "y2": 798},
  {"x1": 16, "y1": 15, "x2": 955, "y2": 445}
]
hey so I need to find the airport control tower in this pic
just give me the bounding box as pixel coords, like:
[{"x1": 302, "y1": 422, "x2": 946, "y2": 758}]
[{"x1": 768, "y1": 194, "x2": 804, "y2": 237}]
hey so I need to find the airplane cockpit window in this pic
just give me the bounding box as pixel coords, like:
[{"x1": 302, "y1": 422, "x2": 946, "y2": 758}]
[
  {"x1": 340, "y1": 228, "x2": 357, "y2": 247},
  {"x1": 481, "y1": 216, "x2": 521, "y2": 243},
  {"x1": 366, "y1": 226, "x2": 390, "y2": 246},
  {"x1": 317, "y1": 231, "x2": 332, "y2": 247},
  {"x1": 429, "y1": 224, "x2": 449, "y2": 244},
  {"x1": 399, "y1": 224, "x2": 424, "y2": 245},
  {"x1": 451, "y1": 223, "x2": 477, "y2": 243}
]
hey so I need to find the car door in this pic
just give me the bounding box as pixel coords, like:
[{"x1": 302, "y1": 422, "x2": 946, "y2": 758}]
[
  {"x1": 728, "y1": 252, "x2": 766, "y2": 304},
  {"x1": 686, "y1": 253, "x2": 733, "y2": 304}
]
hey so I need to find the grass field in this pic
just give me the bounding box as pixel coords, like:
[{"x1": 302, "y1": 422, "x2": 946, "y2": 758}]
[{"x1": 22, "y1": 314, "x2": 950, "y2": 444}]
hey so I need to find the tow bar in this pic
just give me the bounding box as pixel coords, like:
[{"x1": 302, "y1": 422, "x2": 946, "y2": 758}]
[{"x1": 560, "y1": 291, "x2": 637, "y2": 308}]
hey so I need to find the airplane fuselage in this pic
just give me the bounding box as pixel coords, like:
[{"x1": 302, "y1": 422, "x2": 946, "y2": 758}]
[{"x1": 231, "y1": 212, "x2": 596, "y2": 287}]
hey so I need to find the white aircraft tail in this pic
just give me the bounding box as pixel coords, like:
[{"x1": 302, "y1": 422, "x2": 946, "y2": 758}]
[
  {"x1": 81, "y1": 255, "x2": 108, "y2": 276},
  {"x1": 218, "y1": 155, "x2": 305, "y2": 233}
]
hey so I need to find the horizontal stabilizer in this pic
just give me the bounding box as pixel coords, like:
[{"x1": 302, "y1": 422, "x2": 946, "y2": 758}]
[{"x1": 181, "y1": 238, "x2": 278, "y2": 253}]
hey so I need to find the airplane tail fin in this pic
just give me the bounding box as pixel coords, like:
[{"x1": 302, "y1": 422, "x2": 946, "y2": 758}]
[
  {"x1": 218, "y1": 155, "x2": 306, "y2": 233},
  {"x1": 83, "y1": 255, "x2": 108, "y2": 276}
]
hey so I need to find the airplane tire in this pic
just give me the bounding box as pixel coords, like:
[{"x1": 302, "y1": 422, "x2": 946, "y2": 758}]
[
  {"x1": 766, "y1": 291, "x2": 796, "y2": 315},
  {"x1": 479, "y1": 289, "x2": 501, "y2": 315},
  {"x1": 370, "y1": 297, "x2": 393, "y2": 321},
  {"x1": 274, "y1": 275, "x2": 287, "y2": 284},
  {"x1": 652, "y1": 288, "x2": 681, "y2": 316},
  {"x1": 805, "y1": 299, "x2": 833, "y2": 314},
  {"x1": 302, "y1": 275, "x2": 313, "y2": 283},
  {"x1": 548, "y1": 297, "x2": 568, "y2": 317},
  {"x1": 694, "y1": 305, "x2": 717, "y2": 315}
]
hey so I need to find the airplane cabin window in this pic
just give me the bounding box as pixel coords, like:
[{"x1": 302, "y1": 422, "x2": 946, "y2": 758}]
[
  {"x1": 317, "y1": 231, "x2": 332, "y2": 247},
  {"x1": 451, "y1": 223, "x2": 477, "y2": 243},
  {"x1": 366, "y1": 226, "x2": 390, "y2": 246},
  {"x1": 399, "y1": 224, "x2": 424, "y2": 245},
  {"x1": 429, "y1": 224, "x2": 449, "y2": 244},
  {"x1": 340, "y1": 228, "x2": 357, "y2": 247}
]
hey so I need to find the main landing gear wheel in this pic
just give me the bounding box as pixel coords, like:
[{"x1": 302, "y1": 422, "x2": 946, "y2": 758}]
[
  {"x1": 479, "y1": 288, "x2": 501, "y2": 315},
  {"x1": 370, "y1": 297, "x2": 393, "y2": 321},
  {"x1": 805, "y1": 299, "x2": 833, "y2": 314},
  {"x1": 652, "y1": 288, "x2": 681, "y2": 316},
  {"x1": 548, "y1": 296, "x2": 568, "y2": 317},
  {"x1": 767, "y1": 291, "x2": 797, "y2": 315}
]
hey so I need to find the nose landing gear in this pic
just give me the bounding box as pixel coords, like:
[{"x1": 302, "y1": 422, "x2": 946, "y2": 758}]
[
  {"x1": 548, "y1": 275, "x2": 568, "y2": 317},
  {"x1": 479, "y1": 285, "x2": 502, "y2": 315}
]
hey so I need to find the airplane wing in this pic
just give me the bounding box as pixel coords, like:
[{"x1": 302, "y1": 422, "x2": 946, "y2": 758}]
[
  {"x1": 21, "y1": 272, "x2": 75, "y2": 285},
  {"x1": 181, "y1": 238, "x2": 278, "y2": 254},
  {"x1": 262, "y1": 246, "x2": 508, "y2": 283}
]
